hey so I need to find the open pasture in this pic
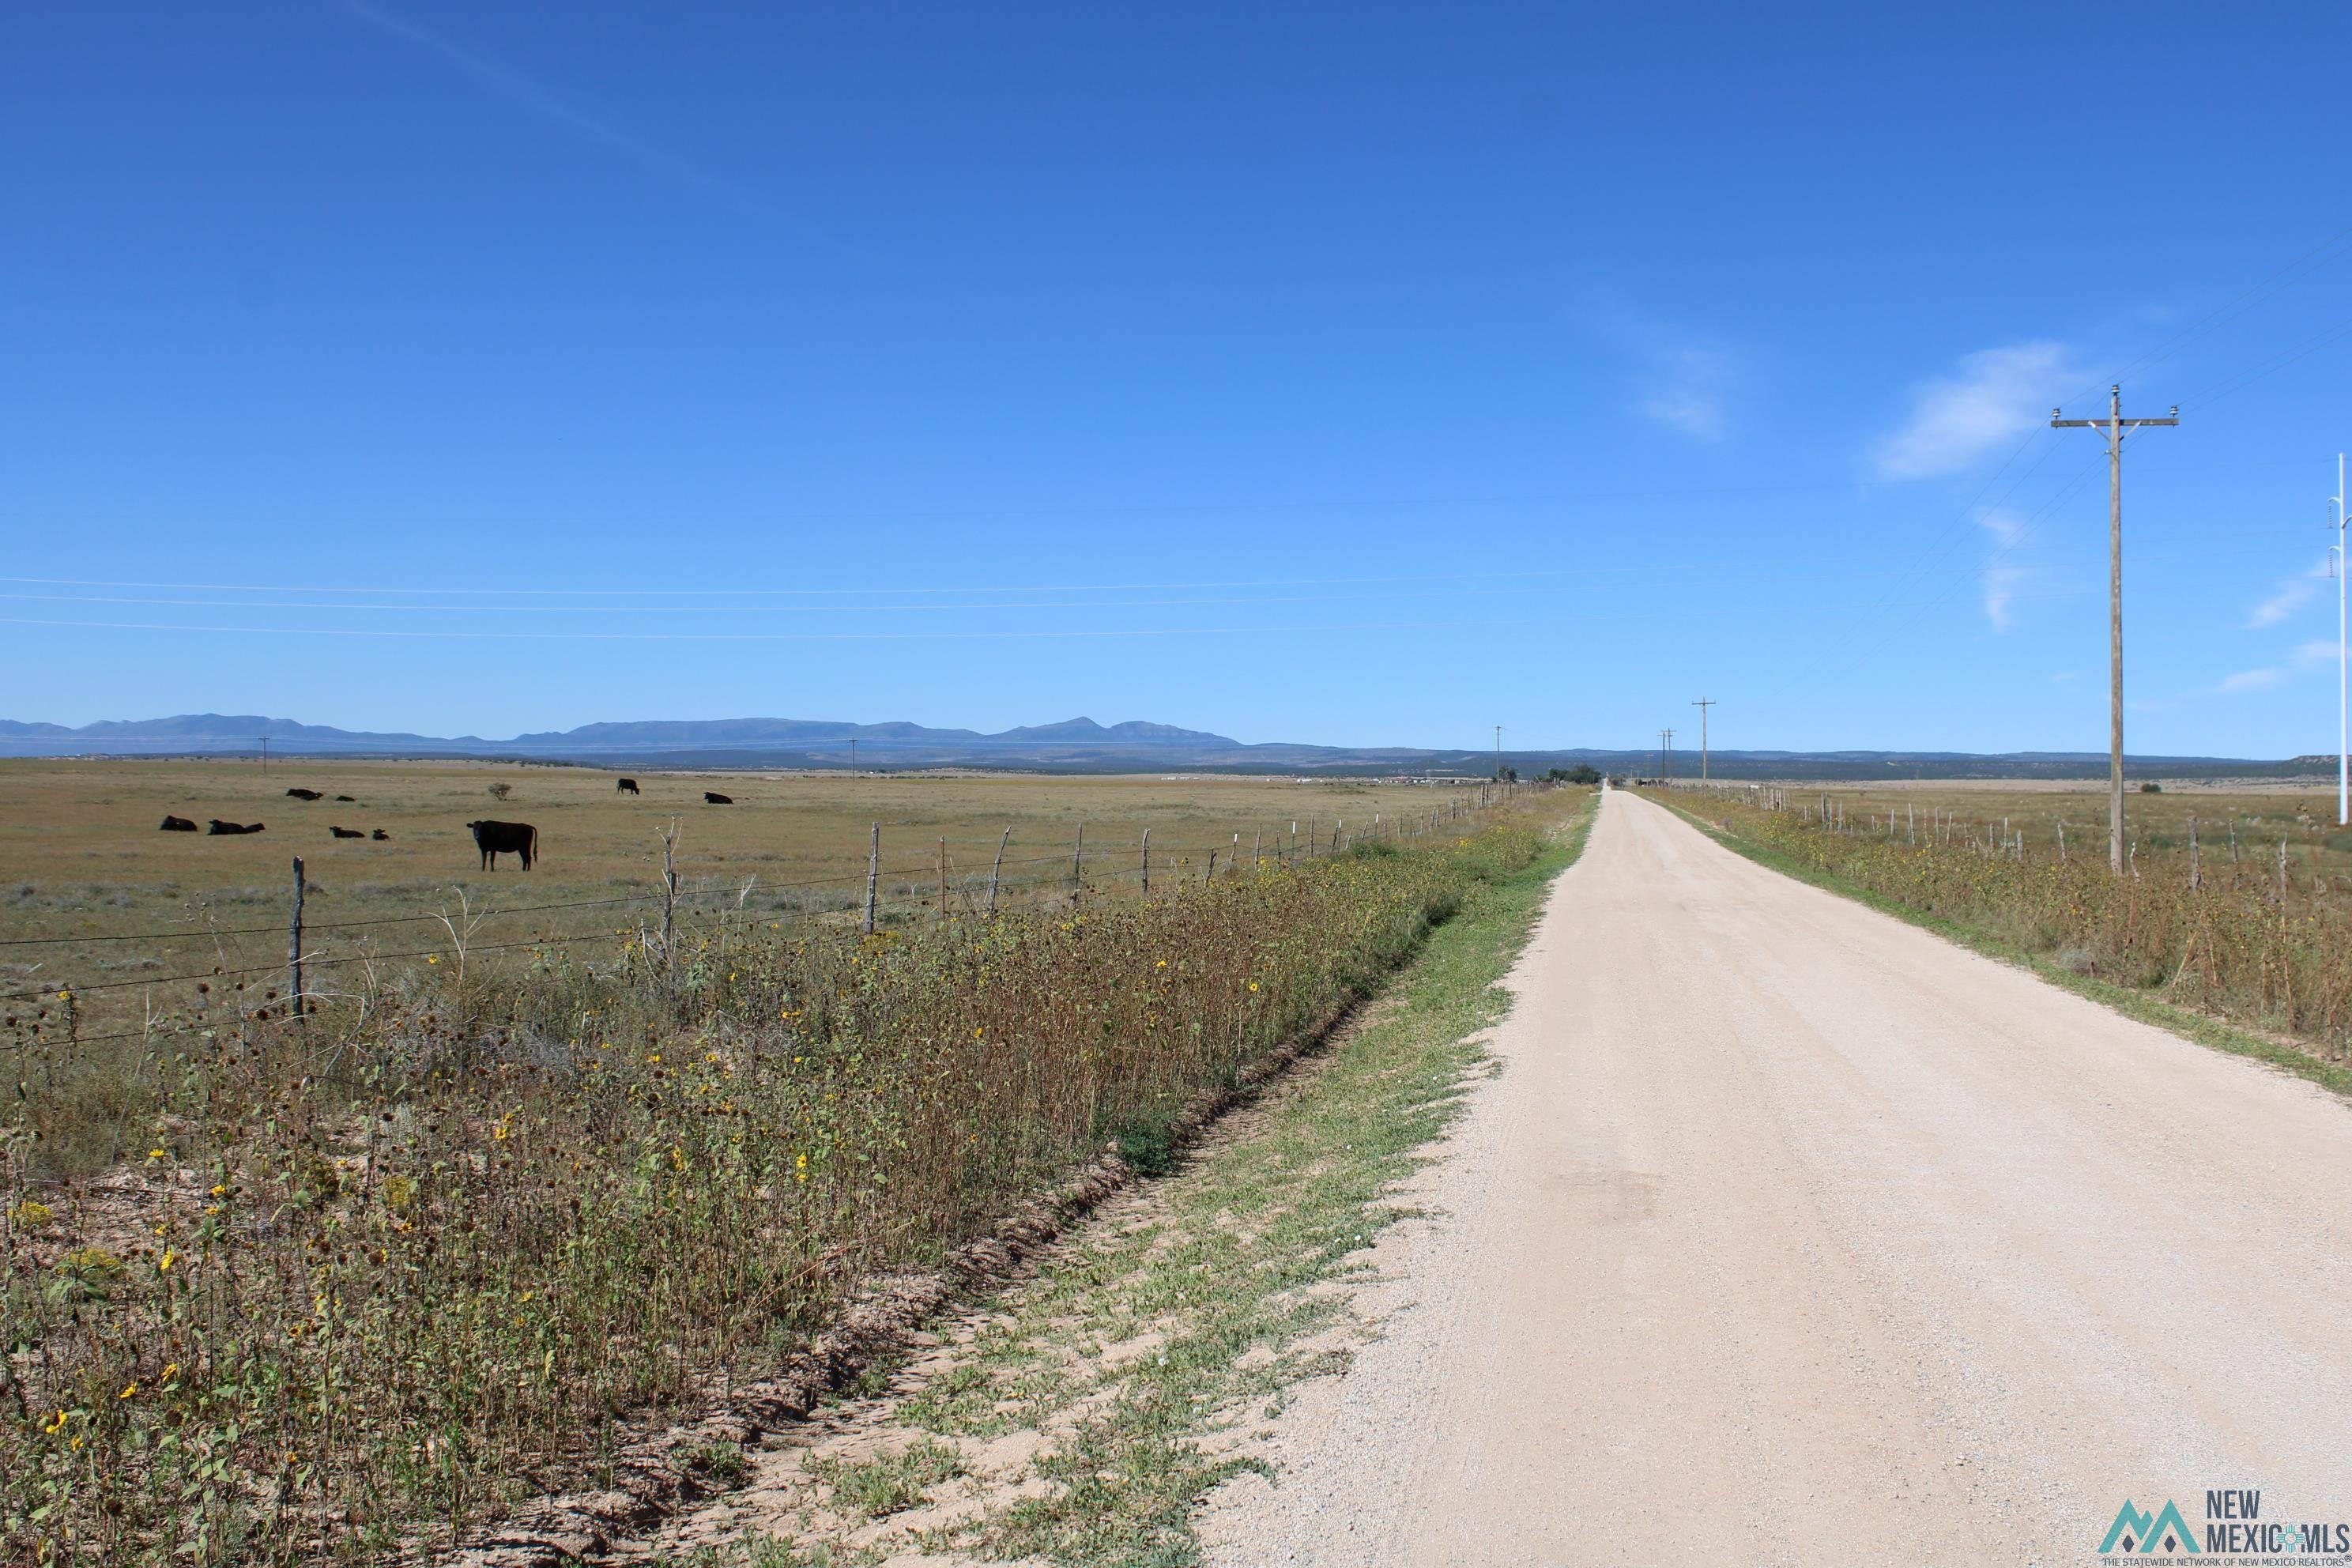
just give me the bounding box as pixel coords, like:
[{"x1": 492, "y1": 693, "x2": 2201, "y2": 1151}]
[
  {"x1": 1697, "y1": 775, "x2": 2352, "y2": 883},
  {"x1": 0, "y1": 758, "x2": 1486, "y2": 1031}
]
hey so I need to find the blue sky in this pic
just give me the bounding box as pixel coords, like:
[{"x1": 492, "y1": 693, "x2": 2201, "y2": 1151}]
[{"x1": 6, "y1": 2, "x2": 2351, "y2": 756}]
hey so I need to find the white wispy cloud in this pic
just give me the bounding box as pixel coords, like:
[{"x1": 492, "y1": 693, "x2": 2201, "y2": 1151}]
[
  {"x1": 1874, "y1": 342, "x2": 2073, "y2": 481},
  {"x1": 2246, "y1": 557, "x2": 2334, "y2": 629},
  {"x1": 1583, "y1": 303, "x2": 1735, "y2": 442},
  {"x1": 1981, "y1": 564, "x2": 2027, "y2": 631},
  {"x1": 1634, "y1": 342, "x2": 1732, "y2": 442},
  {"x1": 2204, "y1": 639, "x2": 2338, "y2": 699},
  {"x1": 1975, "y1": 507, "x2": 2030, "y2": 630},
  {"x1": 337, "y1": 1, "x2": 774, "y2": 221}
]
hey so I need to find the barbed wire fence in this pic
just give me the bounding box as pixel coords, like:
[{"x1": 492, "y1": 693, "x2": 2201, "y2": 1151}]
[{"x1": 5, "y1": 784, "x2": 1528, "y2": 1049}]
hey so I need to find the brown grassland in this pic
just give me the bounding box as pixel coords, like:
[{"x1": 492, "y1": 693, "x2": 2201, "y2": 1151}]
[
  {"x1": 1, "y1": 757, "x2": 1482, "y2": 1044},
  {"x1": 0, "y1": 753, "x2": 1559, "y2": 1566}
]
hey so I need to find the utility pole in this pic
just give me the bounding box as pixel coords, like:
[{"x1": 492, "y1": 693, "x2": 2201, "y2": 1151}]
[
  {"x1": 1660, "y1": 727, "x2": 1674, "y2": 783},
  {"x1": 849, "y1": 737, "x2": 857, "y2": 773},
  {"x1": 2335, "y1": 454, "x2": 2348, "y2": 826},
  {"x1": 1690, "y1": 699, "x2": 1716, "y2": 782},
  {"x1": 2052, "y1": 385, "x2": 2177, "y2": 873},
  {"x1": 260, "y1": 735, "x2": 269, "y2": 774},
  {"x1": 1494, "y1": 724, "x2": 1502, "y2": 782}
]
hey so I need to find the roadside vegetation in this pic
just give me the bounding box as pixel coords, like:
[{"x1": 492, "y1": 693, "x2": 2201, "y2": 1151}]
[
  {"x1": 1659, "y1": 785, "x2": 2352, "y2": 1089},
  {"x1": 643, "y1": 790, "x2": 1594, "y2": 1568},
  {"x1": 0, "y1": 785, "x2": 1572, "y2": 1566}
]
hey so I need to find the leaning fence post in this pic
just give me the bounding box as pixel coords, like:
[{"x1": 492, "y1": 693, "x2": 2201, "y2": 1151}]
[
  {"x1": 288, "y1": 855, "x2": 306, "y2": 1020},
  {"x1": 1071, "y1": 823, "x2": 1085, "y2": 905},
  {"x1": 864, "y1": 821, "x2": 878, "y2": 934},
  {"x1": 987, "y1": 826, "x2": 1008, "y2": 916},
  {"x1": 1140, "y1": 828, "x2": 1151, "y2": 897}
]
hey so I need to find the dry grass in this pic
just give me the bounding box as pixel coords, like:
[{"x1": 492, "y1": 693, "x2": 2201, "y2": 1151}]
[
  {"x1": 0, "y1": 767, "x2": 1571, "y2": 1567},
  {"x1": 1662, "y1": 782, "x2": 2352, "y2": 1066},
  {"x1": 0, "y1": 759, "x2": 1490, "y2": 1042}
]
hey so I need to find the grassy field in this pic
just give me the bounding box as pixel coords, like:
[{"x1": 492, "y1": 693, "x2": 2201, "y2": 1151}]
[
  {"x1": 1679, "y1": 775, "x2": 2352, "y2": 885},
  {"x1": 0, "y1": 758, "x2": 1491, "y2": 1035},
  {"x1": 1, "y1": 761, "x2": 1557, "y2": 1566}
]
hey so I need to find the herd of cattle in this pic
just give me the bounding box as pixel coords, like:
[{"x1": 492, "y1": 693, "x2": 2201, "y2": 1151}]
[{"x1": 155, "y1": 776, "x2": 744, "y2": 869}]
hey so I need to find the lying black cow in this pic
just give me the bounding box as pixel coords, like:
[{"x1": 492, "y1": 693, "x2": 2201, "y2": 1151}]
[
  {"x1": 207, "y1": 820, "x2": 265, "y2": 835},
  {"x1": 285, "y1": 788, "x2": 323, "y2": 801},
  {"x1": 160, "y1": 815, "x2": 198, "y2": 832},
  {"x1": 466, "y1": 819, "x2": 537, "y2": 870},
  {"x1": 334, "y1": 794, "x2": 356, "y2": 802},
  {"x1": 704, "y1": 791, "x2": 733, "y2": 805},
  {"x1": 330, "y1": 825, "x2": 364, "y2": 839},
  {"x1": 371, "y1": 828, "x2": 390, "y2": 841},
  {"x1": 616, "y1": 778, "x2": 640, "y2": 795}
]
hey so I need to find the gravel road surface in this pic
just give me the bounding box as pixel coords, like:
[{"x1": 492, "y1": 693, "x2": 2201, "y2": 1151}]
[{"x1": 1204, "y1": 787, "x2": 2352, "y2": 1566}]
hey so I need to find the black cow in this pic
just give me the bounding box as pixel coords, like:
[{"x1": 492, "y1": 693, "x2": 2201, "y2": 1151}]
[
  {"x1": 466, "y1": 819, "x2": 537, "y2": 870},
  {"x1": 334, "y1": 794, "x2": 356, "y2": 802},
  {"x1": 207, "y1": 820, "x2": 266, "y2": 835},
  {"x1": 703, "y1": 791, "x2": 733, "y2": 805},
  {"x1": 371, "y1": 828, "x2": 390, "y2": 841},
  {"x1": 160, "y1": 815, "x2": 198, "y2": 832},
  {"x1": 285, "y1": 788, "x2": 323, "y2": 801},
  {"x1": 330, "y1": 825, "x2": 364, "y2": 839},
  {"x1": 616, "y1": 778, "x2": 640, "y2": 795}
]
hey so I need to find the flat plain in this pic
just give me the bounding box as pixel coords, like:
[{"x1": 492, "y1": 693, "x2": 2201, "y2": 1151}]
[{"x1": 0, "y1": 757, "x2": 1483, "y2": 1030}]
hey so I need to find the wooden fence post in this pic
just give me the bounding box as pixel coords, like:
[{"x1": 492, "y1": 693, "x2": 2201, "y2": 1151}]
[
  {"x1": 1140, "y1": 829, "x2": 1150, "y2": 897},
  {"x1": 987, "y1": 826, "x2": 1008, "y2": 916},
  {"x1": 662, "y1": 820, "x2": 680, "y2": 967},
  {"x1": 937, "y1": 837, "x2": 948, "y2": 922},
  {"x1": 1072, "y1": 823, "x2": 1084, "y2": 904},
  {"x1": 864, "y1": 821, "x2": 878, "y2": 934},
  {"x1": 288, "y1": 856, "x2": 305, "y2": 1020},
  {"x1": 2189, "y1": 816, "x2": 2200, "y2": 891}
]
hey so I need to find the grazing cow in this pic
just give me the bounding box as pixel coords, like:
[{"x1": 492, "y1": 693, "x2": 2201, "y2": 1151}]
[
  {"x1": 207, "y1": 820, "x2": 266, "y2": 835},
  {"x1": 160, "y1": 815, "x2": 198, "y2": 832},
  {"x1": 330, "y1": 825, "x2": 364, "y2": 839},
  {"x1": 371, "y1": 828, "x2": 390, "y2": 841},
  {"x1": 616, "y1": 778, "x2": 640, "y2": 795},
  {"x1": 703, "y1": 791, "x2": 733, "y2": 805},
  {"x1": 285, "y1": 788, "x2": 323, "y2": 801},
  {"x1": 466, "y1": 819, "x2": 537, "y2": 870}
]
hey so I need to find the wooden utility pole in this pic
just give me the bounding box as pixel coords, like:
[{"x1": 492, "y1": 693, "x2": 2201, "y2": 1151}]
[
  {"x1": 2053, "y1": 385, "x2": 2178, "y2": 873},
  {"x1": 1690, "y1": 699, "x2": 1716, "y2": 782}
]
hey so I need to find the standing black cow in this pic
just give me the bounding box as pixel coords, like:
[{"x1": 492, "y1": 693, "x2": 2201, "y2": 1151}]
[
  {"x1": 616, "y1": 778, "x2": 640, "y2": 795},
  {"x1": 703, "y1": 791, "x2": 733, "y2": 805},
  {"x1": 159, "y1": 815, "x2": 198, "y2": 832},
  {"x1": 466, "y1": 819, "x2": 538, "y2": 869}
]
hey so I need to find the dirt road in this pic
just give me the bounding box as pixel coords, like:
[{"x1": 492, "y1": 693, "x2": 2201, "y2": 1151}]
[{"x1": 1204, "y1": 787, "x2": 2352, "y2": 1566}]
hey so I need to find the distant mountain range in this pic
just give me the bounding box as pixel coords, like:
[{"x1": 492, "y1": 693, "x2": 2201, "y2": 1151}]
[{"x1": 0, "y1": 714, "x2": 2330, "y2": 780}]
